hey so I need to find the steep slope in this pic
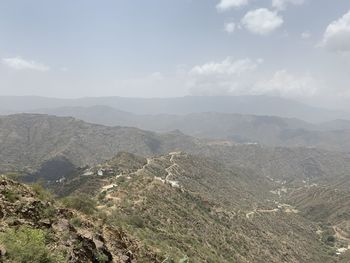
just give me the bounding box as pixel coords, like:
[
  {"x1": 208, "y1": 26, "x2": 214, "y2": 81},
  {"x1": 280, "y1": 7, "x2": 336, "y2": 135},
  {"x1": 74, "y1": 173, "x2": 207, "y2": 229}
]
[
  {"x1": 283, "y1": 180, "x2": 350, "y2": 259},
  {"x1": 2, "y1": 113, "x2": 350, "y2": 261},
  {"x1": 0, "y1": 176, "x2": 160, "y2": 263},
  {"x1": 191, "y1": 144, "x2": 350, "y2": 185},
  {"x1": 53, "y1": 152, "x2": 338, "y2": 263},
  {"x1": 3, "y1": 113, "x2": 350, "y2": 186},
  {"x1": 0, "y1": 114, "x2": 197, "y2": 174}
]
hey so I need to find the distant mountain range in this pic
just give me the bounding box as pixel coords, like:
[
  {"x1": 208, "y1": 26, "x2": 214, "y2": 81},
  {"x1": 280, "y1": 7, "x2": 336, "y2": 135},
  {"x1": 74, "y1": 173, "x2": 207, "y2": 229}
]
[
  {"x1": 26, "y1": 105, "x2": 350, "y2": 152},
  {"x1": 0, "y1": 114, "x2": 197, "y2": 174},
  {"x1": 2, "y1": 113, "x2": 350, "y2": 183},
  {"x1": 1, "y1": 95, "x2": 349, "y2": 122}
]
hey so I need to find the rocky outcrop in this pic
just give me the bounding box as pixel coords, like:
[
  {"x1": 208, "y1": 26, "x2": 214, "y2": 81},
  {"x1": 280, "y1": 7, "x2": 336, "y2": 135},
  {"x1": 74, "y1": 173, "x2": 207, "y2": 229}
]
[{"x1": 0, "y1": 176, "x2": 159, "y2": 263}]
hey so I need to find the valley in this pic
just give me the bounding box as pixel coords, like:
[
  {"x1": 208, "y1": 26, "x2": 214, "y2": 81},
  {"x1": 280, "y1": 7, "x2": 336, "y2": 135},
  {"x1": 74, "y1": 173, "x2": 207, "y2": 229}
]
[
  {"x1": 2, "y1": 113, "x2": 350, "y2": 262},
  {"x1": 3, "y1": 1, "x2": 350, "y2": 261}
]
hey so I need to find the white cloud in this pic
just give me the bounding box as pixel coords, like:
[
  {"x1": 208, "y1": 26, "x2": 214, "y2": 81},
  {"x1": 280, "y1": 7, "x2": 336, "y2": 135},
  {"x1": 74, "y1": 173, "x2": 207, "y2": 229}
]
[
  {"x1": 301, "y1": 31, "x2": 311, "y2": 39},
  {"x1": 272, "y1": 0, "x2": 305, "y2": 11},
  {"x1": 150, "y1": 72, "x2": 163, "y2": 80},
  {"x1": 320, "y1": 10, "x2": 350, "y2": 53},
  {"x1": 241, "y1": 8, "x2": 283, "y2": 35},
  {"x1": 253, "y1": 70, "x2": 318, "y2": 98},
  {"x1": 188, "y1": 57, "x2": 263, "y2": 96},
  {"x1": 188, "y1": 57, "x2": 319, "y2": 98},
  {"x1": 216, "y1": 0, "x2": 249, "y2": 12},
  {"x1": 224, "y1": 22, "x2": 236, "y2": 34},
  {"x1": 2, "y1": 57, "x2": 50, "y2": 72},
  {"x1": 190, "y1": 57, "x2": 261, "y2": 76}
]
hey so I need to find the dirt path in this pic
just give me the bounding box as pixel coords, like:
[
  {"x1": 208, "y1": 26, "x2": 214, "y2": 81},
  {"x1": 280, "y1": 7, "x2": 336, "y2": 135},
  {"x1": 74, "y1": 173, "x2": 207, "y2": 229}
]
[
  {"x1": 164, "y1": 153, "x2": 181, "y2": 188},
  {"x1": 245, "y1": 203, "x2": 298, "y2": 219},
  {"x1": 246, "y1": 211, "x2": 255, "y2": 219},
  {"x1": 135, "y1": 157, "x2": 152, "y2": 175},
  {"x1": 334, "y1": 226, "x2": 350, "y2": 242},
  {"x1": 333, "y1": 226, "x2": 350, "y2": 254},
  {"x1": 246, "y1": 208, "x2": 279, "y2": 219}
]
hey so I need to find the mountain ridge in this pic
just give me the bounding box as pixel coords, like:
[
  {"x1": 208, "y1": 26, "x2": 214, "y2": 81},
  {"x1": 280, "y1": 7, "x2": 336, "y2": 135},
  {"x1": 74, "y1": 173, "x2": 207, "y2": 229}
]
[
  {"x1": 27, "y1": 106, "x2": 350, "y2": 152},
  {"x1": 1, "y1": 95, "x2": 349, "y2": 122}
]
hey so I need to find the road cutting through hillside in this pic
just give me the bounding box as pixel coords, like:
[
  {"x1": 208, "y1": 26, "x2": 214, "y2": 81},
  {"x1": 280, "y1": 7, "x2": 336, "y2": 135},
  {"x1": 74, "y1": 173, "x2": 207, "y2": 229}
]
[
  {"x1": 333, "y1": 226, "x2": 350, "y2": 254},
  {"x1": 100, "y1": 153, "x2": 182, "y2": 201},
  {"x1": 135, "y1": 157, "x2": 152, "y2": 175},
  {"x1": 245, "y1": 204, "x2": 298, "y2": 219},
  {"x1": 164, "y1": 153, "x2": 181, "y2": 188},
  {"x1": 334, "y1": 226, "x2": 350, "y2": 243},
  {"x1": 246, "y1": 208, "x2": 279, "y2": 219}
]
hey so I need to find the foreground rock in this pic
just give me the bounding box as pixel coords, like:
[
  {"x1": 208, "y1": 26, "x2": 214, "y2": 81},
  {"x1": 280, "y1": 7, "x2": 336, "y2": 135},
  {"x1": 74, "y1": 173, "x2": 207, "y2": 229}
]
[{"x1": 0, "y1": 176, "x2": 159, "y2": 263}]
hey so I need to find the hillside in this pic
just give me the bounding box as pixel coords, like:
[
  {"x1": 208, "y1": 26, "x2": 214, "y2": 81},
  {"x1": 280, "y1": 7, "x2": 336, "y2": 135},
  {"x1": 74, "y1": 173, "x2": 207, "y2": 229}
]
[
  {"x1": 51, "y1": 152, "x2": 339, "y2": 263},
  {"x1": 2, "y1": 114, "x2": 350, "y2": 261},
  {"x1": 0, "y1": 114, "x2": 197, "y2": 174},
  {"x1": 3, "y1": 113, "x2": 350, "y2": 186},
  {"x1": 190, "y1": 144, "x2": 350, "y2": 184},
  {"x1": 32, "y1": 106, "x2": 350, "y2": 152},
  {"x1": 0, "y1": 176, "x2": 161, "y2": 262}
]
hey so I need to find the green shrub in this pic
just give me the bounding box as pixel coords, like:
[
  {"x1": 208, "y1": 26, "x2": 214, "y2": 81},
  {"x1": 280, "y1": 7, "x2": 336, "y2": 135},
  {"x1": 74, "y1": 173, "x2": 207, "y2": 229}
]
[
  {"x1": 61, "y1": 194, "x2": 97, "y2": 215},
  {"x1": 98, "y1": 191, "x2": 107, "y2": 202},
  {"x1": 129, "y1": 214, "x2": 145, "y2": 228},
  {"x1": 2, "y1": 190, "x2": 19, "y2": 203},
  {"x1": 42, "y1": 206, "x2": 57, "y2": 218},
  {"x1": 31, "y1": 183, "x2": 53, "y2": 201},
  {"x1": 70, "y1": 217, "x2": 83, "y2": 227},
  {"x1": 325, "y1": 235, "x2": 336, "y2": 246},
  {"x1": 116, "y1": 176, "x2": 126, "y2": 184},
  {"x1": 96, "y1": 252, "x2": 109, "y2": 263},
  {"x1": 4, "y1": 172, "x2": 22, "y2": 181},
  {"x1": 0, "y1": 225, "x2": 65, "y2": 263}
]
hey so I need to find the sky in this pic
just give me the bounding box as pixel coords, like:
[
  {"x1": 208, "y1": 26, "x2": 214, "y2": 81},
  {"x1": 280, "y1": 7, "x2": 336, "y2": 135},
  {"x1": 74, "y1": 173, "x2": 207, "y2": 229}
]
[{"x1": 0, "y1": 0, "x2": 350, "y2": 109}]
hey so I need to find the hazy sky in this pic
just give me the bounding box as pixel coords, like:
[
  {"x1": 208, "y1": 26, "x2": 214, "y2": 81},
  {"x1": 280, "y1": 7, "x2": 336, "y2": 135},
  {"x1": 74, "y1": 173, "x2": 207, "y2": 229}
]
[{"x1": 1, "y1": 0, "x2": 350, "y2": 108}]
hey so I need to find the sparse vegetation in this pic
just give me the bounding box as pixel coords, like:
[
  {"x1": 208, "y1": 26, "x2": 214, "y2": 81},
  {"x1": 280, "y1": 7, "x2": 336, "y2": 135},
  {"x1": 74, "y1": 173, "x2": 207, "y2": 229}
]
[
  {"x1": 70, "y1": 216, "x2": 83, "y2": 227},
  {"x1": 129, "y1": 214, "x2": 145, "y2": 228},
  {"x1": 2, "y1": 190, "x2": 19, "y2": 203},
  {"x1": 61, "y1": 194, "x2": 97, "y2": 215},
  {"x1": 97, "y1": 190, "x2": 107, "y2": 201},
  {"x1": 0, "y1": 226, "x2": 65, "y2": 263},
  {"x1": 95, "y1": 252, "x2": 109, "y2": 263},
  {"x1": 3, "y1": 113, "x2": 350, "y2": 262},
  {"x1": 31, "y1": 183, "x2": 53, "y2": 201}
]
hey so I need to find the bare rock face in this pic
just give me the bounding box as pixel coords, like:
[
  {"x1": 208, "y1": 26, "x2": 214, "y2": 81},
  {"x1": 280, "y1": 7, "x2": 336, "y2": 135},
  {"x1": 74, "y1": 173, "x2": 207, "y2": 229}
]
[{"x1": 0, "y1": 176, "x2": 159, "y2": 263}]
